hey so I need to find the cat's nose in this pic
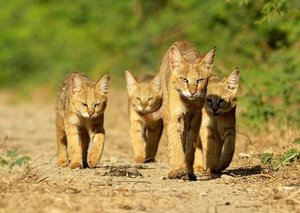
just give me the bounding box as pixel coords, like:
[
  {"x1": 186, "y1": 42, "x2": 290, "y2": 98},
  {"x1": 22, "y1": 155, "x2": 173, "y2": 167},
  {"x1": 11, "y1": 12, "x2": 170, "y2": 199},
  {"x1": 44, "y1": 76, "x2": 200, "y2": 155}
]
[
  {"x1": 141, "y1": 102, "x2": 147, "y2": 109},
  {"x1": 212, "y1": 108, "x2": 218, "y2": 113},
  {"x1": 88, "y1": 111, "x2": 94, "y2": 117},
  {"x1": 189, "y1": 89, "x2": 196, "y2": 96}
]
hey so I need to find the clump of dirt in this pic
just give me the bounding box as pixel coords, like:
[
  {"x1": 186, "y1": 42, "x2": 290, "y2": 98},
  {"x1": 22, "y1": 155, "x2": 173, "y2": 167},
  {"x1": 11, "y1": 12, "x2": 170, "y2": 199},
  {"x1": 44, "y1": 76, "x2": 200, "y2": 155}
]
[{"x1": 102, "y1": 165, "x2": 143, "y2": 178}]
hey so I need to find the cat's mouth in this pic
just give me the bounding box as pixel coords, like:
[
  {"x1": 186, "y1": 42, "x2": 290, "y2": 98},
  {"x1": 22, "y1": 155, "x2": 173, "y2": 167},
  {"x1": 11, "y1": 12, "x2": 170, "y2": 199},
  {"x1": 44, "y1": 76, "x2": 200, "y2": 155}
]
[{"x1": 213, "y1": 112, "x2": 221, "y2": 116}]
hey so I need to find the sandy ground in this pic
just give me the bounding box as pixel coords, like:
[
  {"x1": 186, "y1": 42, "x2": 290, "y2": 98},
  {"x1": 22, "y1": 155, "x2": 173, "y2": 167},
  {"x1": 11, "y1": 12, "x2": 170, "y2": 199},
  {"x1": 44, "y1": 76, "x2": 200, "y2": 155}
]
[{"x1": 0, "y1": 90, "x2": 299, "y2": 213}]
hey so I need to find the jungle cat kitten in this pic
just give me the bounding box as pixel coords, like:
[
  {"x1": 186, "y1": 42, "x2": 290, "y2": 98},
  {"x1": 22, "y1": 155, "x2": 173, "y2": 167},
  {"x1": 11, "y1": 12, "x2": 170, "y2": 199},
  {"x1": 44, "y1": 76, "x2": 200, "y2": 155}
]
[
  {"x1": 125, "y1": 71, "x2": 163, "y2": 163},
  {"x1": 194, "y1": 69, "x2": 239, "y2": 174},
  {"x1": 158, "y1": 41, "x2": 216, "y2": 180},
  {"x1": 56, "y1": 72, "x2": 110, "y2": 169}
]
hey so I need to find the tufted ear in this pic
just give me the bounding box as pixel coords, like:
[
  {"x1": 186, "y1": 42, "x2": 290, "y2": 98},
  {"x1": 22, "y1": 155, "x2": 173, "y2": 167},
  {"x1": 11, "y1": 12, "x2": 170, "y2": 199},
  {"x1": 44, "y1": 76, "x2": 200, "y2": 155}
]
[
  {"x1": 96, "y1": 74, "x2": 110, "y2": 95},
  {"x1": 225, "y1": 69, "x2": 239, "y2": 93},
  {"x1": 198, "y1": 47, "x2": 216, "y2": 73},
  {"x1": 70, "y1": 73, "x2": 84, "y2": 94},
  {"x1": 125, "y1": 70, "x2": 138, "y2": 95},
  {"x1": 169, "y1": 45, "x2": 184, "y2": 71}
]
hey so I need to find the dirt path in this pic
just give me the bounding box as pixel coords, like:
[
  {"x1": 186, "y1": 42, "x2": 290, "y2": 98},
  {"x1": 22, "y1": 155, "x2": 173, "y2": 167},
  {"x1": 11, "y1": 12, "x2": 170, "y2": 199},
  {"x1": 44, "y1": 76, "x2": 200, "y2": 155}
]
[{"x1": 0, "y1": 91, "x2": 299, "y2": 213}]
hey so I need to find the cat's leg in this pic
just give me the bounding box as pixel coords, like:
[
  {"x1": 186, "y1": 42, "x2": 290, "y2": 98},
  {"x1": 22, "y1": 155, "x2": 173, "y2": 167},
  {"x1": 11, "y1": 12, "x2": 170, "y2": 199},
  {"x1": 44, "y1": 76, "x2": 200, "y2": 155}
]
[
  {"x1": 56, "y1": 115, "x2": 68, "y2": 167},
  {"x1": 145, "y1": 120, "x2": 163, "y2": 162},
  {"x1": 218, "y1": 129, "x2": 235, "y2": 172},
  {"x1": 79, "y1": 128, "x2": 90, "y2": 168},
  {"x1": 185, "y1": 114, "x2": 201, "y2": 180},
  {"x1": 167, "y1": 114, "x2": 187, "y2": 179},
  {"x1": 87, "y1": 128, "x2": 105, "y2": 168},
  {"x1": 194, "y1": 135, "x2": 204, "y2": 173},
  {"x1": 65, "y1": 124, "x2": 83, "y2": 169},
  {"x1": 130, "y1": 118, "x2": 146, "y2": 163},
  {"x1": 204, "y1": 126, "x2": 219, "y2": 175}
]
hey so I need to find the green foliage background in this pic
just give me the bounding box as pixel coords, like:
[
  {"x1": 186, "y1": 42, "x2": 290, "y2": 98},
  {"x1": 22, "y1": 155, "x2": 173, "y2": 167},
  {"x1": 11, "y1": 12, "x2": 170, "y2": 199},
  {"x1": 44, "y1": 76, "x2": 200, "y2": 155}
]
[{"x1": 0, "y1": 0, "x2": 299, "y2": 129}]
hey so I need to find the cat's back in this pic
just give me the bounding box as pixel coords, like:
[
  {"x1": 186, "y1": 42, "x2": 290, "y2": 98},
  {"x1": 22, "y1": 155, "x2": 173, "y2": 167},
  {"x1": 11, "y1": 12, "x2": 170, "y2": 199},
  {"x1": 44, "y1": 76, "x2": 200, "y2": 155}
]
[
  {"x1": 173, "y1": 41, "x2": 201, "y2": 62},
  {"x1": 139, "y1": 74, "x2": 155, "y2": 83}
]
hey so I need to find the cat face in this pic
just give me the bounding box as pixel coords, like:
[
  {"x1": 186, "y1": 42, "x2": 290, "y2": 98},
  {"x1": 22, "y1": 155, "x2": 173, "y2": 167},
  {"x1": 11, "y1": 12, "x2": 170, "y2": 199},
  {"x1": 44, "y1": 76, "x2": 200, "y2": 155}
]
[
  {"x1": 69, "y1": 73, "x2": 110, "y2": 119},
  {"x1": 125, "y1": 71, "x2": 162, "y2": 114},
  {"x1": 169, "y1": 46, "x2": 216, "y2": 100},
  {"x1": 205, "y1": 69, "x2": 239, "y2": 116}
]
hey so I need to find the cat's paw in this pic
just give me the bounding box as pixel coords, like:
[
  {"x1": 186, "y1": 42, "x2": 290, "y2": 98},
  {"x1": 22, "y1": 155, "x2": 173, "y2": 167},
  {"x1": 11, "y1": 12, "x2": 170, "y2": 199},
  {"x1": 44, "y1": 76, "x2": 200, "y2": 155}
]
[
  {"x1": 143, "y1": 157, "x2": 156, "y2": 163},
  {"x1": 87, "y1": 160, "x2": 99, "y2": 168},
  {"x1": 194, "y1": 165, "x2": 204, "y2": 173},
  {"x1": 70, "y1": 162, "x2": 83, "y2": 169},
  {"x1": 205, "y1": 168, "x2": 212, "y2": 176},
  {"x1": 134, "y1": 156, "x2": 145, "y2": 163},
  {"x1": 168, "y1": 168, "x2": 197, "y2": 181},
  {"x1": 57, "y1": 159, "x2": 68, "y2": 167}
]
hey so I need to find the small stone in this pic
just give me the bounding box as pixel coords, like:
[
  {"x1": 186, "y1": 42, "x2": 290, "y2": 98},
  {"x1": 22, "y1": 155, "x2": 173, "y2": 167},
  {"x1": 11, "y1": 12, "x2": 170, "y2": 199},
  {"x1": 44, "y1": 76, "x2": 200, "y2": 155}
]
[{"x1": 160, "y1": 176, "x2": 167, "y2": 180}]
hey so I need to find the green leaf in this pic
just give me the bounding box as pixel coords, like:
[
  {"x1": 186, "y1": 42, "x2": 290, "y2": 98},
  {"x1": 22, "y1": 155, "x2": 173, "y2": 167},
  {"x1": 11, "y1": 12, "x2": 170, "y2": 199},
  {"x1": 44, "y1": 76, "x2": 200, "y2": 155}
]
[
  {"x1": 7, "y1": 148, "x2": 18, "y2": 158},
  {"x1": 261, "y1": 153, "x2": 273, "y2": 165},
  {"x1": 0, "y1": 157, "x2": 8, "y2": 167},
  {"x1": 292, "y1": 138, "x2": 300, "y2": 145},
  {"x1": 11, "y1": 156, "x2": 31, "y2": 168}
]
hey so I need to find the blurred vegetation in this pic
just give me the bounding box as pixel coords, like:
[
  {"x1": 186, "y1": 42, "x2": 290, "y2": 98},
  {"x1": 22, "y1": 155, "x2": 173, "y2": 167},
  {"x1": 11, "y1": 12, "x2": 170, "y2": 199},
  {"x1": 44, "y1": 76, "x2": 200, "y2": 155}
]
[{"x1": 0, "y1": 0, "x2": 299, "y2": 129}]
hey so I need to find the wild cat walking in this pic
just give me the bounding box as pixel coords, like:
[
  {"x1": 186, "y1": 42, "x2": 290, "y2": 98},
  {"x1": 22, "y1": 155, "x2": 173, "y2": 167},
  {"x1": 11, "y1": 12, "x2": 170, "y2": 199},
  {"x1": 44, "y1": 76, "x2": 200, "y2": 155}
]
[
  {"x1": 194, "y1": 69, "x2": 239, "y2": 174},
  {"x1": 56, "y1": 72, "x2": 110, "y2": 169},
  {"x1": 125, "y1": 71, "x2": 163, "y2": 163},
  {"x1": 157, "y1": 41, "x2": 216, "y2": 180}
]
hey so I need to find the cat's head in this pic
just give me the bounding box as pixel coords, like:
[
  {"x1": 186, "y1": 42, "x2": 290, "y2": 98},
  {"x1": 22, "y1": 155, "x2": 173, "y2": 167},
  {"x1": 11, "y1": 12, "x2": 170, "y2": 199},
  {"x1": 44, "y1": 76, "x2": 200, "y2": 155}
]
[
  {"x1": 69, "y1": 73, "x2": 110, "y2": 118},
  {"x1": 205, "y1": 69, "x2": 239, "y2": 116},
  {"x1": 169, "y1": 45, "x2": 216, "y2": 100},
  {"x1": 125, "y1": 71, "x2": 162, "y2": 114}
]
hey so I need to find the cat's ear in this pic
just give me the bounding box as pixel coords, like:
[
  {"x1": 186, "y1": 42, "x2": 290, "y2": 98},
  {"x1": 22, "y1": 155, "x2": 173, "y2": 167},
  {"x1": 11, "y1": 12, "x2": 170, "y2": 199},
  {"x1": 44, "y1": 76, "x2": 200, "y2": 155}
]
[
  {"x1": 70, "y1": 73, "x2": 83, "y2": 94},
  {"x1": 169, "y1": 45, "x2": 184, "y2": 71},
  {"x1": 125, "y1": 70, "x2": 138, "y2": 94},
  {"x1": 225, "y1": 68, "x2": 239, "y2": 93},
  {"x1": 151, "y1": 74, "x2": 161, "y2": 92},
  {"x1": 198, "y1": 47, "x2": 216, "y2": 73},
  {"x1": 96, "y1": 74, "x2": 110, "y2": 95}
]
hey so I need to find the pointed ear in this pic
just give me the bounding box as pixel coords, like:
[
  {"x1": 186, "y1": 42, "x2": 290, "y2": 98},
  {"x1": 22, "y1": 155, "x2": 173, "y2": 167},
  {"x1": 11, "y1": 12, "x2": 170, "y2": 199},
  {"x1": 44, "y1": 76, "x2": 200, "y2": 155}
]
[
  {"x1": 151, "y1": 74, "x2": 161, "y2": 92},
  {"x1": 70, "y1": 73, "x2": 83, "y2": 94},
  {"x1": 169, "y1": 45, "x2": 184, "y2": 71},
  {"x1": 125, "y1": 70, "x2": 138, "y2": 94},
  {"x1": 198, "y1": 47, "x2": 216, "y2": 72},
  {"x1": 225, "y1": 69, "x2": 239, "y2": 93},
  {"x1": 96, "y1": 74, "x2": 110, "y2": 95}
]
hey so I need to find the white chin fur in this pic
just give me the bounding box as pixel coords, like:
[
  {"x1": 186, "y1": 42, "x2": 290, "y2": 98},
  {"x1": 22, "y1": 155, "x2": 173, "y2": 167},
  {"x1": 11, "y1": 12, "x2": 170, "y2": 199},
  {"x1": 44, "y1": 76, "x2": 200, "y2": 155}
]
[
  {"x1": 182, "y1": 91, "x2": 199, "y2": 99},
  {"x1": 81, "y1": 112, "x2": 90, "y2": 118},
  {"x1": 136, "y1": 106, "x2": 143, "y2": 111}
]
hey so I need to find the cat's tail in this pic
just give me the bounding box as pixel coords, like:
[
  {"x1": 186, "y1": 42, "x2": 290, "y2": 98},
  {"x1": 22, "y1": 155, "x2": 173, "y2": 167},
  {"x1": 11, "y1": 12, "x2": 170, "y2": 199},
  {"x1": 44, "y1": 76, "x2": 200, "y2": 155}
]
[{"x1": 144, "y1": 107, "x2": 163, "y2": 121}]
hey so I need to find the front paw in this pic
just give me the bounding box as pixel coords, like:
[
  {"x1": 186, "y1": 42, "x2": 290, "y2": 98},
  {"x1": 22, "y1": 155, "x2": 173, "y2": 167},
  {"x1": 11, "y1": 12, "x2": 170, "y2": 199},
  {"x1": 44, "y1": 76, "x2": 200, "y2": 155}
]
[
  {"x1": 168, "y1": 168, "x2": 197, "y2": 181},
  {"x1": 57, "y1": 159, "x2": 69, "y2": 167},
  {"x1": 70, "y1": 162, "x2": 83, "y2": 169},
  {"x1": 144, "y1": 157, "x2": 156, "y2": 163},
  {"x1": 194, "y1": 165, "x2": 204, "y2": 173},
  {"x1": 134, "y1": 156, "x2": 145, "y2": 163},
  {"x1": 88, "y1": 159, "x2": 99, "y2": 168}
]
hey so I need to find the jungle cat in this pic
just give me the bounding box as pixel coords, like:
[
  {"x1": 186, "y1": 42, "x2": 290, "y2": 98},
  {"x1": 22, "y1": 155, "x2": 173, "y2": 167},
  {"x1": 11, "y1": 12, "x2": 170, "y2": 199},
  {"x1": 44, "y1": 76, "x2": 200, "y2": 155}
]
[
  {"x1": 125, "y1": 71, "x2": 163, "y2": 163},
  {"x1": 56, "y1": 72, "x2": 110, "y2": 169},
  {"x1": 194, "y1": 69, "x2": 239, "y2": 174},
  {"x1": 158, "y1": 41, "x2": 216, "y2": 180}
]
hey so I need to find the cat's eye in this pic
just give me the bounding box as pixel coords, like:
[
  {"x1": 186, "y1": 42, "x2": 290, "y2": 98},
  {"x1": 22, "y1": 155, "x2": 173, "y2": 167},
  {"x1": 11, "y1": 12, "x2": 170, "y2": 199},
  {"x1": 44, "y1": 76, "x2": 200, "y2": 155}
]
[
  {"x1": 82, "y1": 103, "x2": 88, "y2": 107},
  {"x1": 206, "y1": 97, "x2": 212, "y2": 103},
  {"x1": 94, "y1": 103, "x2": 100, "y2": 107},
  {"x1": 180, "y1": 77, "x2": 189, "y2": 83},
  {"x1": 218, "y1": 99, "x2": 225, "y2": 105},
  {"x1": 196, "y1": 78, "x2": 204, "y2": 83},
  {"x1": 136, "y1": 97, "x2": 141, "y2": 100},
  {"x1": 147, "y1": 97, "x2": 153, "y2": 101}
]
